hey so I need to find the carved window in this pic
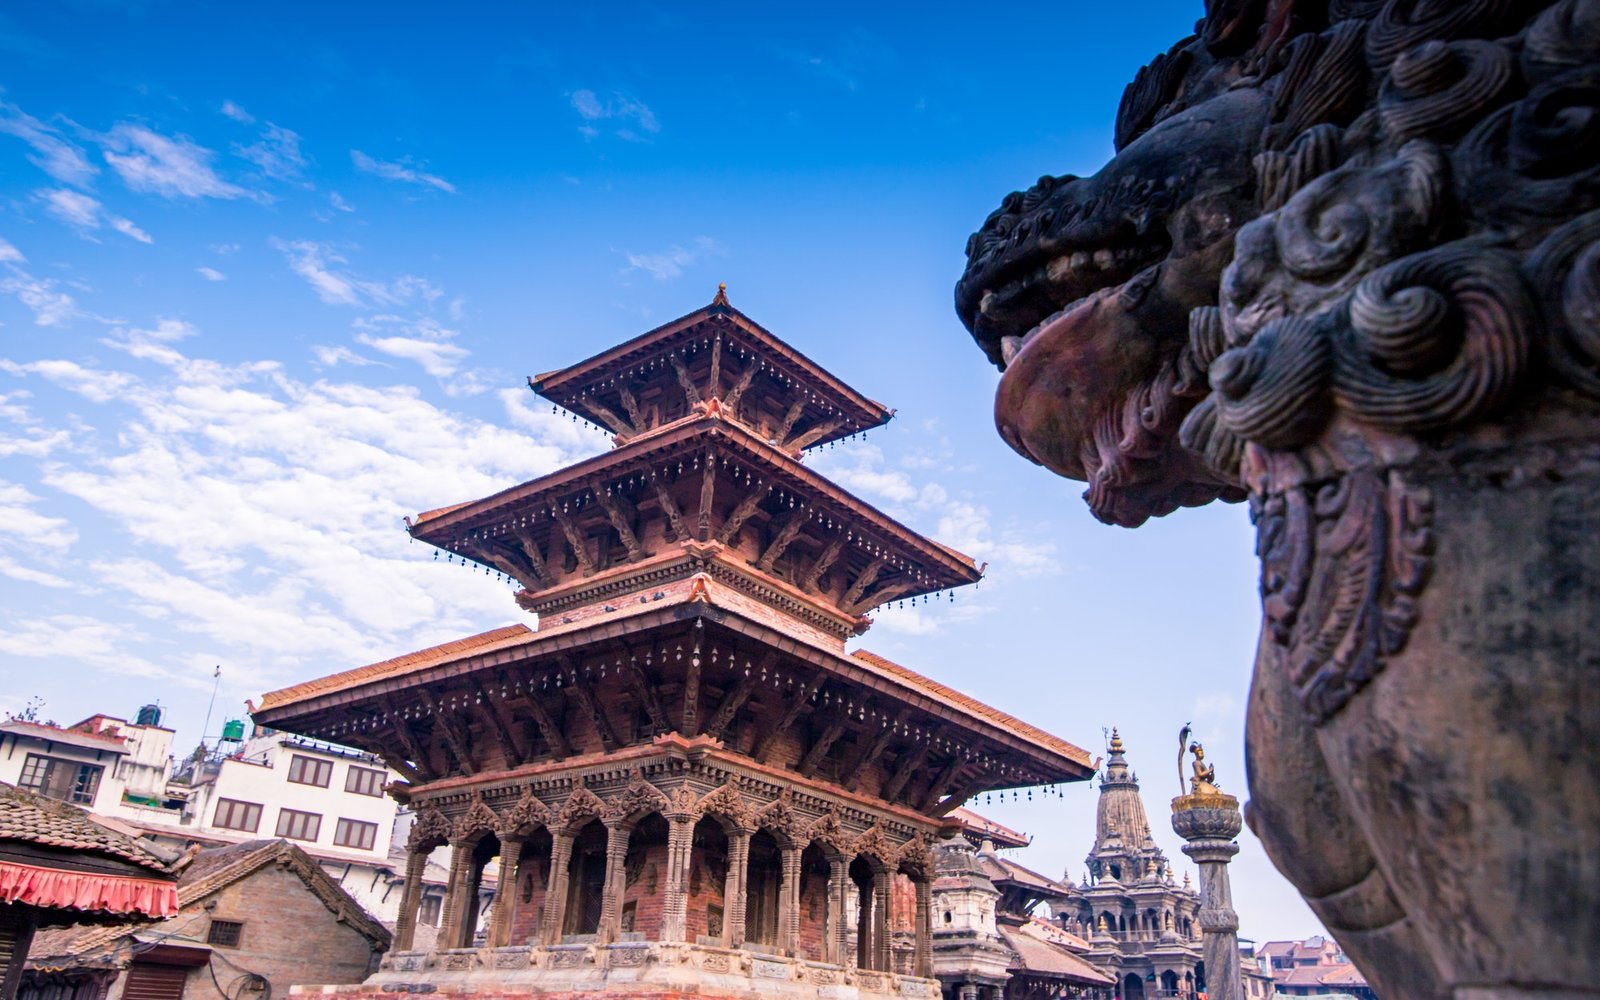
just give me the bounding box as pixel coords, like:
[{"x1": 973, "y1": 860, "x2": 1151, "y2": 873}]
[
  {"x1": 18, "y1": 754, "x2": 103, "y2": 805},
  {"x1": 286, "y1": 754, "x2": 332, "y2": 787},
  {"x1": 419, "y1": 895, "x2": 442, "y2": 926},
  {"x1": 207, "y1": 919, "x2": 244, "y2": 947},
  {"x1": 213, "y1": 798, "x2": 263, "y2": 833}
]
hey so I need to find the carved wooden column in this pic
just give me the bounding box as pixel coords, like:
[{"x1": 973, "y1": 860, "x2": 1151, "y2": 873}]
[
  {"x1": 599, "y1": 820, "x2": 632, "y2": 944},
  {"x1": 723, "y1": 829, "x2": 750, "y2": 948},
  {"x1": 913, "y1": 875, "x2": 932, "y2": 978},
  {"x1": 490, "y1": 836, "x2": 524, "y2": 948},
  {"x1": 392, "y1": 846, "x2": 431, "y2": 952},
  {"x1": 660, "y1": 817, "x2": 694, "y2": 942},
  {"x1": 825, "y1": 853, "x2": 852, "y2": 965},
  {"x1": 871, "y1": 863, "x2": 891, "y2": 972},
  {"x1": 778, "y1": 844, "x2": 803, "y2": 955},
  {"x1": 542, "y1": 831, "x2": 575, "y2": 945},
  {"x1": 438, "y1": 844, "x2": 473, "y2": 949}
]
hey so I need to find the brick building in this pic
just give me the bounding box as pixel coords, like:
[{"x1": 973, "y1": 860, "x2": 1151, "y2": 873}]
[
  {"x1": 249, "y1": 290, "x2": 1098, "y2": 1000},
  {"x1": 22, "y1": 840, "x2": 389, "y2": 1000}
]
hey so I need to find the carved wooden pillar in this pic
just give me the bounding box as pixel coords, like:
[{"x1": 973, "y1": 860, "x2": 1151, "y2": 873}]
[
  {"x1": 490, "y1": 836, "x2": 524, "y2": 948},
  {"x1": 599, "y1": 820, "x2": 632, "y2": 944},
  {"x1": 439, "y1": 844, "x2": 473, "y2": 949},
  {"x1": 542, "y1": 831, "x2": 575, "y2": 945},
  {"x1": 660, "y1": 817, "x2": 694, "y2": 942},
  {"x1": 724, "y1": 829, "x2": 750, "y2": 948},
  {"x1": 392, "y1": 846, "x2": 431, "y2": 952},
  {"x1": 826, "y1": 853, "x2": 852, "y2": 966},
  {"x1": 872, "y1": 866, "x2": 891, "y2": 972},
  {"x1": 913, "y1": 875, "x2": 932, "y2": 978},
  {"x1": 778, "y1": 844, "x2": 803, "y2": 956}
]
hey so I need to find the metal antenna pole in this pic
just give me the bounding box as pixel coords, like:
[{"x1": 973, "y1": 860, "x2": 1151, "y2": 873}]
[{"x1": 200, "y1": 665, "x2": 222, "y2": 746}]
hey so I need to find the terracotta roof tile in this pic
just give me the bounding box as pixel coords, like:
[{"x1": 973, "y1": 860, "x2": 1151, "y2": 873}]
[
  {"x1": 0, "y1": 720, "x2": 128, "y2": 753},
  {"x1": 999, "y1": 922, "x2": 1115, "y2": 985},
  {"x1": 950, "y1": 806, "x2": 1030, "y2": 847},
  {"x1": 0, "y1": 784, "x2": 172, "y2": 872},
  {"x1": 848, "y1": 650, "x2": 1091, "y2": 766}
]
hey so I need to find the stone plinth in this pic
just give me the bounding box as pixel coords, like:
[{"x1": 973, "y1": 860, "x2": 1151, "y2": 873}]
[
  {"x1": 298, "y1": 941, "x2": 939, "y2": 1000},
  {"x1": 1172, "y1": 793, "x2": 1242, "y2": 1000}
]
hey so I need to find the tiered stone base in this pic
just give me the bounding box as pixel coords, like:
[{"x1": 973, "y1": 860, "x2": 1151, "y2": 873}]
[{"x1": 292, "y1": 943, "x2": 937, "y2": 1000}]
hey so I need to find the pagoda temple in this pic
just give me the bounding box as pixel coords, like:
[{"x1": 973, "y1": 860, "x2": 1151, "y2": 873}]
[{"x1": 252, "y1": 289, "x2": 1095, "y2": 1000}]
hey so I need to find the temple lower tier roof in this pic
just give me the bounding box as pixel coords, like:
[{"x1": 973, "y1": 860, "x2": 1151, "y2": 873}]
[{"x1": 252, "y1": 575, "x2": 1093, "y2": 814}]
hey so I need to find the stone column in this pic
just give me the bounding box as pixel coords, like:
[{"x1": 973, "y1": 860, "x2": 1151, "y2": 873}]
[
  {"x1": 490, "y1": 836, "x2": 525, "y2": 948},
  {"x1": 598, "y1": 820, "x2": 632, "y2": 943},
  {"x1": 871, "y1": 864, "x2": 891, "y2": 972},
  {"x1": 959, "y1": 983, "x2": 979, "y2": 1000},
  {"x1": 1172, "y1": 792, "x2": 1243, "y2": 1000},
  {"x1": 778, "y1": 844, "x2": 803, "y2": 955},
  {"x1": 542, "y1": 831, "x2": 575, "y2": 945},
  {"x1": 825, "y1": 854, "x2": 852, "y2": 966},
  {"x1": 392, "y1": 846, "x2": 431, "y2": 952},
  {"x1": 912, "y1": 875, "x2": 932, "y2": 978},
  {"x1": 438, "y1": 844, "x2": 474, "y2": 949},
  {"x1": 660, "y1": 817, "x2": 694, "y2": 942},
  {"x1": 724, "y1": 829, "x2": 750, "y2": 948}
]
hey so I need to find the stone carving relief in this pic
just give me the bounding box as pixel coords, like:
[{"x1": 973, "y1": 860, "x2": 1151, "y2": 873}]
[
  {"x1": 603, "y1": 774, "x2": 670, "y2": 824},
  {"x1": 452, "y1": 795, "x2": 500, "y2": 843},
  {"x1": 555, "y1": 785, "x2": 606, "y2": 833},
  {"x1": 408, "y1": 807, "x2": 452, "y2": 852},
  {"x1": 497, "y1": 787, "x2": 551, "y2": 836},
  {"x1": 955, "y1": 2, "x2": 1600, "y2": 998},
  {"x1": 694, "y1": 782, "x2": 755, "y2": 831}
]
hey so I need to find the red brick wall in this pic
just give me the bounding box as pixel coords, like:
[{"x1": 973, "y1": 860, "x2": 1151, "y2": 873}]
[{"x1": 184, "y1": 864, "x2": 381, "y2": 1000}]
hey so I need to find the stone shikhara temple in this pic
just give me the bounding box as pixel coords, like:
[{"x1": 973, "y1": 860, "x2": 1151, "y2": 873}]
[{"x1": 253, "y1": 290, "x2": 1095, "y2": 1000}]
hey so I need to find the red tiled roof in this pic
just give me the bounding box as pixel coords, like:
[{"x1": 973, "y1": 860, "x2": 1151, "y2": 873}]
[
  {"x1": 0, "y1": 784, "x2": 171, "y2": 872},
  {"x1": 1278, "y1": 965, "x2": 1368, "y2": 988},
  {"x1": 999, "y1": 922, "x2": 1115, "y2": 985},
  {"x1": 979, "y1": 853, "x2": 1073, "y2": 895},
  {"x1": 849, "y1": 650, "x2": 1091, "y2": 766}
]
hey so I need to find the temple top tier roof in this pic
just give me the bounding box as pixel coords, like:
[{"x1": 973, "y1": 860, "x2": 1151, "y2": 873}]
[
  {"x1": 528, "y1": 287, "x2": 893, "y2": 454},
  {"x1": 1090, "y1": 729, "x2": 1162, "y2": 863}
]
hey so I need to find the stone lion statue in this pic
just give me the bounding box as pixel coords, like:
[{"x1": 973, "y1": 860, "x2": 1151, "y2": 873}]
[{"x1": 955, "y1": 3, "x2": 1600, "y2": 999}]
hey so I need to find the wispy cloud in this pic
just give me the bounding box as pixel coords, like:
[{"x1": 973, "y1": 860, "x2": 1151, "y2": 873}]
[
  {"x1": 0, "y1": 100, "x2": 96, "y2": 187},
  {"x1": 353, "y1": 315, "x2": 472, "y2": 381},
  {"x1": 39, "y1": 188, "x2": 152, "y2": 243},
  {"x1": 234, "y1": 122, "x2": 307, "y2": 181},
  {"x1": 620, "y1": 236, "x2": 722, "y2": 281},
  {"x1": 328, "y1": 192, "x2": 354, "y2": 213},
  {"x1": 271, "y1": 238, "x2": 441, "y2": 308},
  {"x1": 219, "y1": 99, "x2": 254, "y2": 124},
  {"x1": 196, "y1": 266, "x2": 226, "y2": 282},
  {"x1": 102, "y1": 123, "x2": 250, "y2": 200},
  {"x1": 0, "y1": 258, "x2": 82, "y2": 327},
  {"x1": 570, "y1": 89, "x2": 660, "y2": 141},
  {"x1": 350, "y1": 150, "x2": 455, "y2": 193}
]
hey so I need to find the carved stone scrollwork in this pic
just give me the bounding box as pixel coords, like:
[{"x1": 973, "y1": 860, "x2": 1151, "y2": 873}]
[
  {"x1": 1251, "y1": 464, "x2": 1434, "y2": 723},
  {"x1": 806, "y1": 809, "x2": 852, "y2": 855},
  {"x1": 754, "y1": 791, "x2": 808, "y2": 846},
  {"x1": 555, "y1": 785, "x2": 606, "y2": 832},
  {"x1": 603, "y1": 775, "x2": 669, "y2": 824},
  {"x1": 694, "y1": 782, "x2": 754, "y2": 831},
  {"x1": 1529, "y1": 208, "x2": 1600, "y2": 399}
]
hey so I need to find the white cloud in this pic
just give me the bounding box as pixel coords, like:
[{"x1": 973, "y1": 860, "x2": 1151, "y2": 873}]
[
  {"x1": 234, "y1": 123, "x2": 307, "y2": 181},
  {"x1": 354, "y1": 315, "x2": 471, "y2": 379},
  {"x1": 0, "y1": 264, "x2": 80, "y2": 327},
  {"x1": 311, "y1": 344, "x2": 378, "y2": 368},
  {"x1": 196, "y1": 266, "x2": 226, "y2": 282},
  {"x1": 0, "y1": 101, "x2": 96, "y2": 187},
  {"x1": 569, "y1": 89, "x2": 660, "y2": 140},
  {"x1": 108, "y1": 215, "x2": 153, "y2": 244},
  {"x1": 271, "y1": 238, "x2": 439, "y2": 308},
  {"x1": 1, "y1": 333, "x2": 598, "y2": 691},
  {"x1": 38, "y1": 188, "x2": 152, "y2": 244},
  {"x1": 219, "y1": 100, "x2": 254, "y2": 124},
  {"x1": 0, "y1": 238, "x2": 23, "y2": 263},
  {"x1": 0, "y1": 358, "x2": 136, "y2": 403},
  {"x1": 0, "y1": 481, "x2": 77, "y2": 550},
  {"x1": 102, "y1": 123, "x2": 249, "y2": 200},
  {"x1": 621, "y1": 236, "x2": 722, "y2": 281},
  {"x1": 350, "y1": 150, "x2": 455, "y2": 193},
  {"x1": 328, "y1": 192, "x2": 354, "y2": 212}
]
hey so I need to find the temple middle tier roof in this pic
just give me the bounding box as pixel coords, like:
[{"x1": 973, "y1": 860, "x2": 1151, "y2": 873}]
[{"x1": 408, "y1": 414, "x2": 984, "y2": 638}]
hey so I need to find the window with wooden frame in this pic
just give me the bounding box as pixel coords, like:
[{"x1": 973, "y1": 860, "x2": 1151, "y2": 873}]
[
  {"x1": 212, "y1": 798, "x2": 263, "y2": 833},
  {"x1": 207, "y1": 919, "x2": 244, "y2": 947},
  {"x1": 286, "y1": 754, "x2": 332, "y2": 787},
  {"x1": 333, "y1": 817, "x2": 377, "y2": 850},
  {"x1": 344, "y1": 766, "x2": 386, "y2": 797},
  {"x1": 17, "y1": 754, "x2": 104, "y2": 805},
  {"x1": 274, "y1": 808, "x2": 321, "y2": 841},
  {"x1": 419, "y1": 895, "x2": 442, "y2": 926}
]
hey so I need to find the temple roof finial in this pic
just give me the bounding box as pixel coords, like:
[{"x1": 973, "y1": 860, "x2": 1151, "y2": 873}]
[{"x1": 713, "y1": 282, "x2": 729, "y2": 306}]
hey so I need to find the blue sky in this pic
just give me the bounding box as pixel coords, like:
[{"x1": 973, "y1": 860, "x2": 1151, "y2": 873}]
[{"x1": 0, "y1": 2, "x2": 1324, "y2": 938}]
